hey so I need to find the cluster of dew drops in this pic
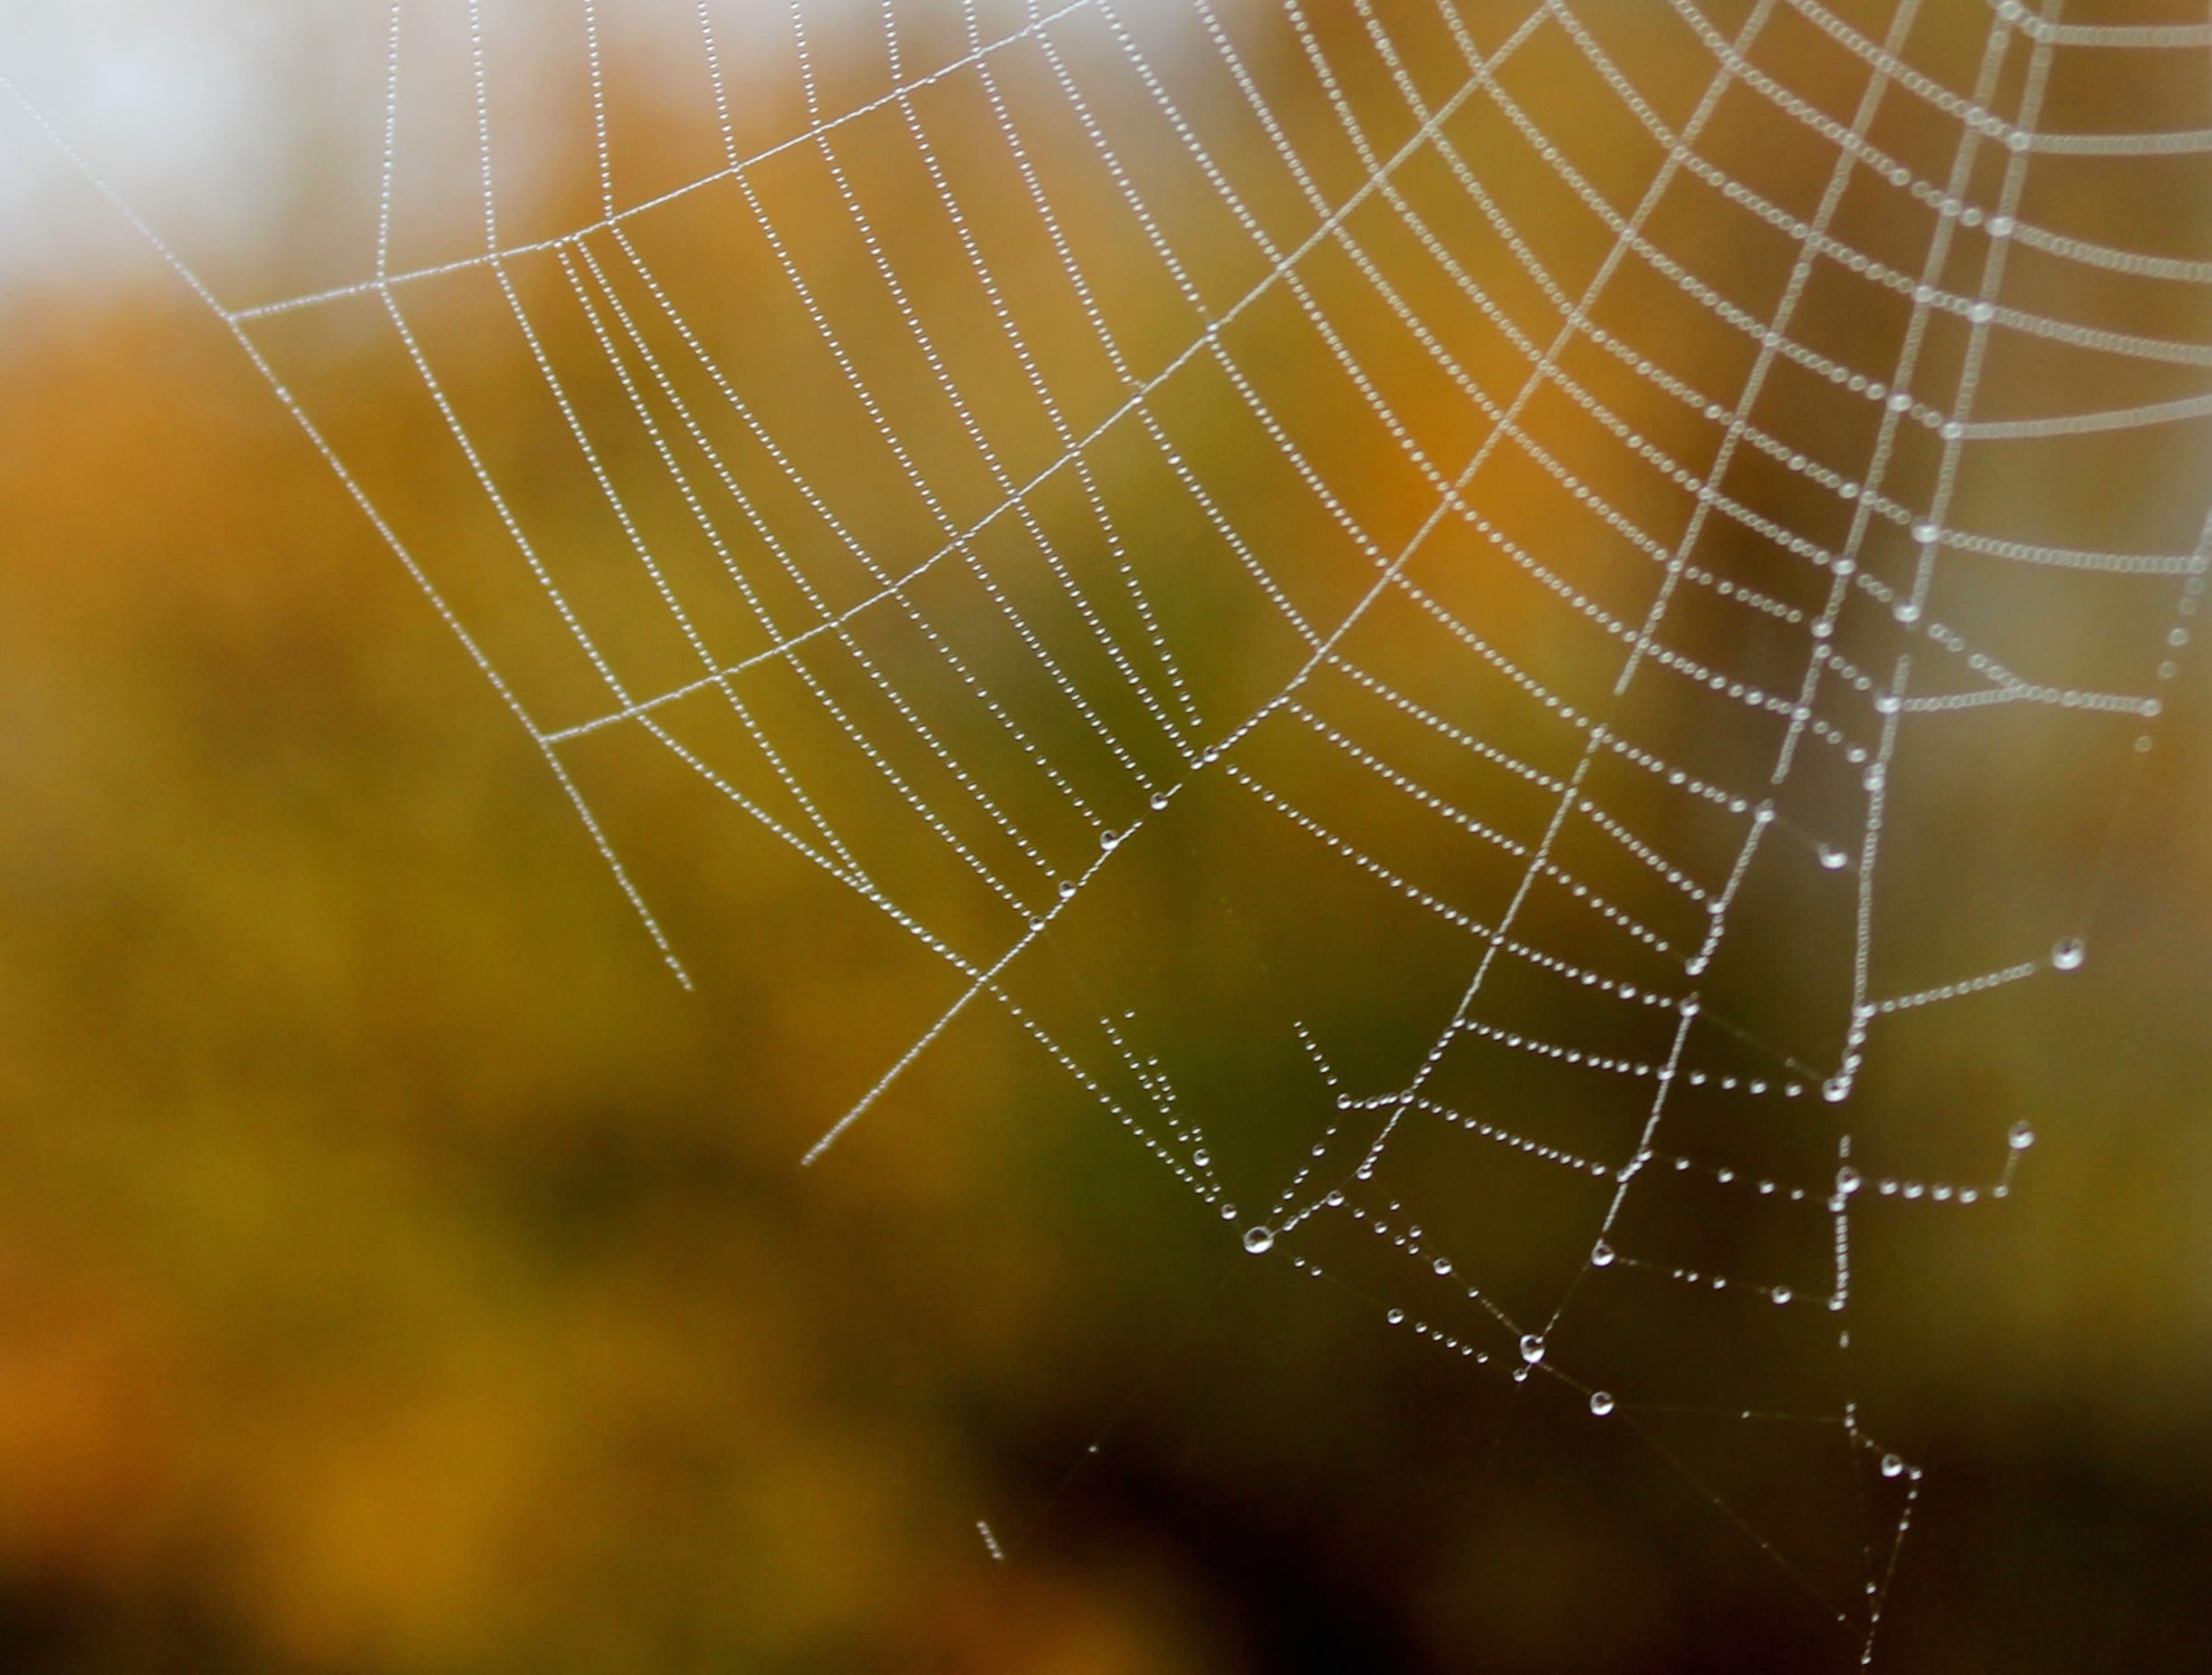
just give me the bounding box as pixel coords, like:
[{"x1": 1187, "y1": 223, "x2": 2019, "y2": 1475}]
[{"x1": 1224, "y1": 930, "x2": 2083, "y2": 1424}]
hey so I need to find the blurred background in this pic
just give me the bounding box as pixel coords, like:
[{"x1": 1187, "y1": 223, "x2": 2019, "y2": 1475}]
[{"x1": 3, "y1": 2, "x2": 2210, "y2": 1670}]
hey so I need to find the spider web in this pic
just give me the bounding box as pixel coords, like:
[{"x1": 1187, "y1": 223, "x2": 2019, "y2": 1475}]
[{"x1": 10, "y1": 0, "x2": 2210, "y2": 1661}]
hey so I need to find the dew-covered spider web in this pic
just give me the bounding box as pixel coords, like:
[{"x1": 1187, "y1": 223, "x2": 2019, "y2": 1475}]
[{"x1": 11, "y1": 0, "x2": 2212, "y2": 1662}]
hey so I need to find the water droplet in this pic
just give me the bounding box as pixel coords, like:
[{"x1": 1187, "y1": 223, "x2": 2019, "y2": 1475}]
[
  {"x1": 1192, "y1": 1150, "x2": 1210, "y2": 1169},
  {"x1": 1432, "y1": 1257, "x2": 1452, "y2": 1278},
  {"x1": 1511, "y1": 1365, "x2": 1530, "y2": 1383},
  {"x1": 1880, "y1": 1453, "x2": 1905, "y2": 1479},
  {"x1": 1835, "y1": 1166, "x2": 1862, "y2": 1195},
  {"x1": 2007, "y1": 1121, "x2": 2035, "y2": 1151},
  {"x1": 2051, "y1": 935, "x2": 2085, "y2": 972},
  {"x1": 1823, "y1": 1077, "x2": 1850, "y2": 1104},
  {"x1": 1817, "y1": 843, "x2": 1850, "y2": 871},
  {"x1": 1771, "y1": 1286, "x2": 1793, "y2": 1306},
  {"x1": 1099, "y1": 829, "x2": 1122, "y2": 851},
  {"x1": 1385, "y1": 1308, "x2": 1405, "y2": 1326},
  {"x1": 1591, "y1": 1240, "x2": 1616, "y2": 1268},
  {"x1": 1589, "y1": 1391, "x2": 1615, "y2": 1417},
  {"x1": 1242, "y1": 1226, "x2": 1275, "y2": 1255},
  {"x1": 1057, "y1": 880, "x2": 1077, "y2": 900},
  {"x1": 1518, "y1": 1335, "x2": 1546, "y2": 1365},
  {"x1": 1874, "y1": 692, "x2": 1901, "y2": 716},
  {"x1": 1149, "y1": 790, "x2": 1171, "y2": 811}
]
